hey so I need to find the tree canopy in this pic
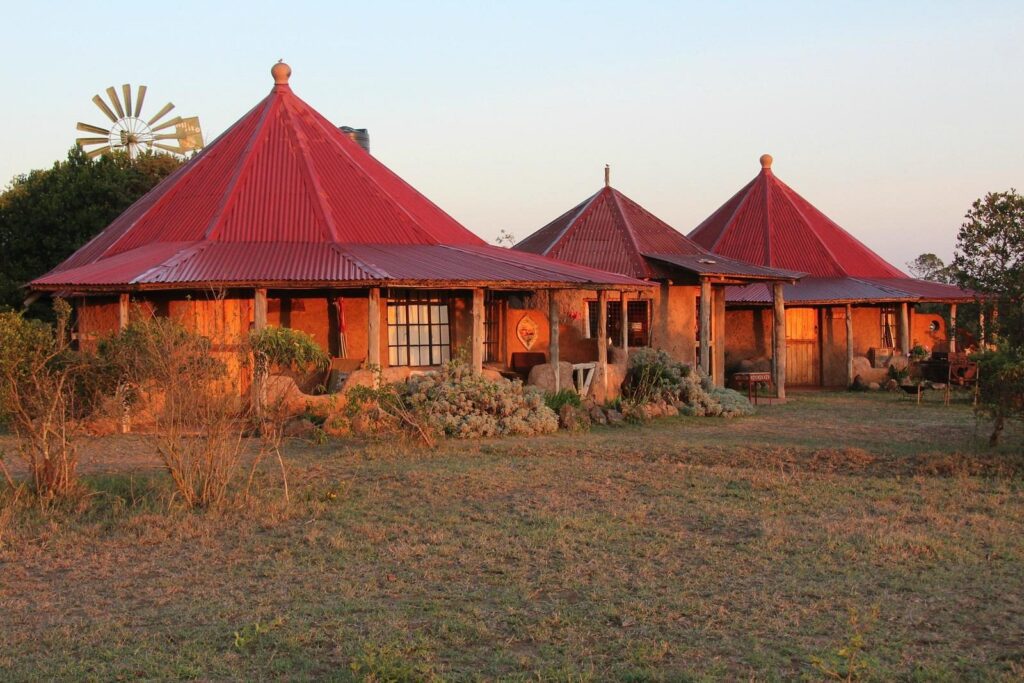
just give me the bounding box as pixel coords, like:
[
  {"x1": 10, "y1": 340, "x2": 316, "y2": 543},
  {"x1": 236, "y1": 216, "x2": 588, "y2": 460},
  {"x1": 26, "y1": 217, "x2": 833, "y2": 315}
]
[
  {"x1": 906, "y1": 253, "x2": 954, "y2": 284},
  {"x1": 0, "y1": 147, "x2": 183, "y2": 311},
  {"x1": 952, "y1": 189, "x2": 1024, "y2": 345}
]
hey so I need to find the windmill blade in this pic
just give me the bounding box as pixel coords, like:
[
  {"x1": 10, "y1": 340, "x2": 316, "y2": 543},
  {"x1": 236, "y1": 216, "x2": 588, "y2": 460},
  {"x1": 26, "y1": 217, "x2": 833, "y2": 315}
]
[
  {"x1": 105, "y1": 86, "x2": 125, "y2": 118},
  {"x1": 153, "y1": 142, "x2": 185, "y2": 154},
  {"x1": 153, "y1": 132, "x2": 188, "y2": 141},
  {"x1": 86, "y1": 146, "x2": 111, "y2": 159},
  {"x1": 76, "y1": 137, "x2": 110, "y2": 146},
  {"x1": 150, "y1": 115, "x2": 184, "y2": 133},
  {"x1": 122, "y1": 84, "x2": 132, "y2": 118},
  {"x1": 147, "y1": 102, "x2": 175, "y2": 126},
  {"x1": 134, "y1": 85, "x2": 147, "y2": 117},
  {"x1": 92, "y1": 95, "x2": 118, "y2": 123},
  {"x1": 76, "y1": 122, "x2": 110, "y2": 135}
]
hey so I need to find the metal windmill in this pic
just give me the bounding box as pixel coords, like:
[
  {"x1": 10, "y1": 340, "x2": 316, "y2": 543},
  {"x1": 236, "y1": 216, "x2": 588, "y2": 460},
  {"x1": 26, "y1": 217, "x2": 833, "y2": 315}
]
[{"x1": 75, "y1": 84, "x2": 205, "y2": 159}]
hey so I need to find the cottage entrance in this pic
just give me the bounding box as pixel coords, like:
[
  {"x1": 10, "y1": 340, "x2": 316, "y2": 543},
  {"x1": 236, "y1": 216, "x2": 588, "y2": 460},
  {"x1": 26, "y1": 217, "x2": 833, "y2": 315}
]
[{"x1": 786, "y1": 307, "x2": 820, "y2": 386}]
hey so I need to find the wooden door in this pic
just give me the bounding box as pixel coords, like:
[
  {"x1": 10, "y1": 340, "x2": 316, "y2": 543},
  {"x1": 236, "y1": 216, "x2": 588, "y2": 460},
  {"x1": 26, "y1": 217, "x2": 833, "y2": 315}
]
[{"x1": 786, "y1": 307, "x2": 820, "y2": 386}]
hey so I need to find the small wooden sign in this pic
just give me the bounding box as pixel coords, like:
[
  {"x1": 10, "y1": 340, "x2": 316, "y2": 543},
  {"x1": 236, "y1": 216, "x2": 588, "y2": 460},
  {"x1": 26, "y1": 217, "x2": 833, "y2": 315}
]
[{"x1": 516, "y1": 314, "x2": 539, "y2": 350}]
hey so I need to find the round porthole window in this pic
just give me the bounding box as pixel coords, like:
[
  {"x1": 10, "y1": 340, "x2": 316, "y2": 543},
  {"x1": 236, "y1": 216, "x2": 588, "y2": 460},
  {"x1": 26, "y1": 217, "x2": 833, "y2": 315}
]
[{"x1": 929, "y1": 320, "x2": 940, "y2": 332}]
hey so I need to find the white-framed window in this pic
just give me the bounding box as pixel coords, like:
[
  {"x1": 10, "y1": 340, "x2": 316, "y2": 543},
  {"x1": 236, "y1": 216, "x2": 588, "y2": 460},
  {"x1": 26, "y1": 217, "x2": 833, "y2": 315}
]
[{"x1": 386, "y1": 291, "x2": 451, "y2": 367}]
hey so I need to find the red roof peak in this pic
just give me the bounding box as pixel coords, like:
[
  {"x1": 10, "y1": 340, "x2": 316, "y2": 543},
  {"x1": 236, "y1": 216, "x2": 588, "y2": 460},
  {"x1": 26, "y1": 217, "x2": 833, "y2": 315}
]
[{"x1": 689, "y1": 162, "x2": 906, "y2": 279}]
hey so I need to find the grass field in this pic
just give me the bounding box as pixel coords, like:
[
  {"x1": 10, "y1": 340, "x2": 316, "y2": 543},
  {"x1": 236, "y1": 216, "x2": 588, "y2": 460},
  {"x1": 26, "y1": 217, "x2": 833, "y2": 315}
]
[{"x1": 1, "y1": 390, "x2": 1022, "y2": 681}]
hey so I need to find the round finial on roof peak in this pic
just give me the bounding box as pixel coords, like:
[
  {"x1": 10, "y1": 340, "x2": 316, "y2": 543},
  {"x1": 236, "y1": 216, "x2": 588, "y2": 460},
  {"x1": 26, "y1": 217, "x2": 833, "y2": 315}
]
[
  {"x1": 760, "y1": 153, "x2": 773, "y2": 170},
  {"x1": 272, "y1": 60, "x2": 292, "y2": 86}
]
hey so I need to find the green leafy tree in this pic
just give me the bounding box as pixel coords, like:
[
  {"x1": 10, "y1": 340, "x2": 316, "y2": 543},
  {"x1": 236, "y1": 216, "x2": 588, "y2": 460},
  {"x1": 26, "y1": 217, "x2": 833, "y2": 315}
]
[
  {"x1": 952, "y1": 189, "x2": 1024, "y2": 345},
  {"x1": 0, "y1": 147, "x2": 183, "y2": 312},
  {"x1": 906, "y1": 253, "x2": 953, "y2": 283}
]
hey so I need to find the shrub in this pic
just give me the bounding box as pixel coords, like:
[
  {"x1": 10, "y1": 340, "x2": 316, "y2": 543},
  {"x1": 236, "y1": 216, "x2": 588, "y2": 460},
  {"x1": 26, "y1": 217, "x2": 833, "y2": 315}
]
[
  {"x1": 545, "y1": 389, "x2": 581, "y2": 413},
  {"x1": 974, "y1": 347, "x2": 1024, "y2": 446},
  {"x1": 347, "y1": 360, "x2": 558, "y2": 440},
  {"x1": 0, "y1": 300, "x2": 91, "y2": 503},
  {"x1": 98, "y1": 316, "x2": 246, "y2": 509},
  {"x1": 623, "y1": 348, "x2": 754, "y2": 418},
  {"x1": 248, "y1": 326, "x2": 329, "y2": 373}
]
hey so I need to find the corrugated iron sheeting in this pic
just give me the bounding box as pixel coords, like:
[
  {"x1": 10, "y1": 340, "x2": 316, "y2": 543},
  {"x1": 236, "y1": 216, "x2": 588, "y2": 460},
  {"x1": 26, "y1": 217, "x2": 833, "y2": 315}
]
[
  {"x1": 726, "y1": 277, "x2": 933, "y2": 304},
  {"x1": 689, "y1": 165, "x2": 907, "y2": 279},
  {"x1": 515, "y1": 186, "x2": 801, "y2": 283},
  {"x1": 643, "y1": 253, "x2": 804, "y2": 280}
]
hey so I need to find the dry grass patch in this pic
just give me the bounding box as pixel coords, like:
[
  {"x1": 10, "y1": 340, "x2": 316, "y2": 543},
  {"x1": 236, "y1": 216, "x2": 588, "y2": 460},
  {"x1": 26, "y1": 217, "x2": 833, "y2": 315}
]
[{"x1": 0, "y1": 391, "x2": 1022, "y2": 680}]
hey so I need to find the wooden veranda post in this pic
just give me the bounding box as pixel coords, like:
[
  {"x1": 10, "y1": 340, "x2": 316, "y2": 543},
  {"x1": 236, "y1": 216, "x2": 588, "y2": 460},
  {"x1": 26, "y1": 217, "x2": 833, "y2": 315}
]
[
  {"x1": 118, "y1": 293, "x2": 130, "y2": 331},
  {"x1": 367, "y1": 287, "x2": 381, "y2": 367},
  {"x1": 846, "y1": 303, "x2": 854, "y2": 387},
  {"x1": 699, "y1": 278, "x2": 711, "y2": 377},
  {"x1": 254, "y1": 288, "x2": 268, "y2": 331},
  {"x1": 949, "y1": 303, "x2": 958, "y2": 353},
  {"x1": 471, "y1": 288, "x2": 484, "y2": 374},
  {"x1": 549, "y1": 291, "x2": 560, "y2": 392},
  {"x1": 772, "y1": 282, "x2": 787, "y2": 400},
  {"x1": 620, "y1": 290, "x2": 629, "y2": 357},
  {"x1": 899, "y1": 302, "x2": 910, "y2": 354},
  {"x1": 597, "y1": 289, "x2": 608, "y2": 397}
]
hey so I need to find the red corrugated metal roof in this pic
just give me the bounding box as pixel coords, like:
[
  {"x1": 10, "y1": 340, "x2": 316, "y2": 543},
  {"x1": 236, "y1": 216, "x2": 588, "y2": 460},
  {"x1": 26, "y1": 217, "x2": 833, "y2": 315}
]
[
  {"x1": 689, "y1": 156, "x2": 907, "y2": 278},
  {"x1": 514, "y1": 184, "x2": 799, "y2": 281},
  {"x1": 725, "y1": 277, "x2": 976, "y2": 305},
  {"x1": 33, "y1": 64, "x2": 646, "y2": 292},
  {"x1": 690, "y1": 156, "x2": 977, "y2": 304}
]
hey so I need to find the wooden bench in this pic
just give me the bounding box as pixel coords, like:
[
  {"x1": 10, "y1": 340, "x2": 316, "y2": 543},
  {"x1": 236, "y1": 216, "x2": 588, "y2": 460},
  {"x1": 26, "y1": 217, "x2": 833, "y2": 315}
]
[{"x1": 732, "y1": 371, "x2": 773, "y2": 405}]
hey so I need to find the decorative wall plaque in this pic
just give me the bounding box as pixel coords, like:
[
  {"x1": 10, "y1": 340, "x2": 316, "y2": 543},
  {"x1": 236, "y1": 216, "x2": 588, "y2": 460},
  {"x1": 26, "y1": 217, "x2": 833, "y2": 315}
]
[{"x1": 516, "y1": 314, "x2": 539, "y2": 350}]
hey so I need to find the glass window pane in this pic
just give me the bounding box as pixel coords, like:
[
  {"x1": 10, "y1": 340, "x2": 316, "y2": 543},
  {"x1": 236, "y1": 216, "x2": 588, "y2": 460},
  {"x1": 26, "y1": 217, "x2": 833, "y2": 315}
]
[
  {"x1": 388, "y1": 347, "x2": 399, "y2": 366},
  {"x1": 388, "y1": 327, "x2": 397, "y2": 345},
  {"x1": 398, "y1": 326, "x2": 407, "y2": 345},
  {"x1": 387, "y1": 306, "x2": 396, "y2": 324},
  {"x1": 440, "y1": 346, "x2": 451, "y2": 363},
  {"x1": 439, "y1": 306, "x2": 449, "y2": 323},
  {"x1": 439, "y1": 326, "x2": 449, "y2": 345}
]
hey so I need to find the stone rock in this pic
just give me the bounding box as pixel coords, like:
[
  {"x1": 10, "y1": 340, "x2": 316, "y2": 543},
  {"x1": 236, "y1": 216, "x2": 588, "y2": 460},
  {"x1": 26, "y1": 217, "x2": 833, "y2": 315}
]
[
  {"x1": 672, "y1": 400, "x2": 687, "y2": 411},
  {"x1": 738, "y1": 356, "x2": 772, "y2": 373},
  {"x1": 558, "y1": 403, "x2": 591, "y2": 431},
  {"x1": 868, "y1": 382, "x2": 881, "y2": 391},
  {"x1": 480, "y1": 368, "x2": 505, "y2": 384},
  {"x1": 323, "y1": 415, "x2": 351, "y2": 437},
  {"x1": 852, "y1": 356, "x2": 873, "y2": 378},
  {"x1": 588, "y1": 362, "x2": 626, "y2": 405},
  {"x1": 380, "y1": 366, "x2": 413, "y2": 384},
  {"x1": 931, "y1": 382, "x2": 946, "y2": 390},
  {"x1": 589, "y1": 406, "x2": 608, "y2": 425},
  {"x1": 606, "y1": 409, "x2": 625, "y2": 426},
  {"x1": 884, "y1": 378, "x2": 900, "y2": 392},
  {"x1": 527, "y1": 361, "x2": 575, "y2": 394},
  {"x1": 283, "y1": 417, "x2": 316, "y2": 438},
  {"x1": 663, "y1": 403, "x2": 679, "y2": 417}
]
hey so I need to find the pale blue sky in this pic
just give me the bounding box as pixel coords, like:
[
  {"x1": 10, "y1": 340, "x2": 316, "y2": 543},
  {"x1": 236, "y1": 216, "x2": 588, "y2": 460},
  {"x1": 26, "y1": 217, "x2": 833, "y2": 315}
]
[{"x1": 2, "y1": 1, "x2": 1021, "y2": 269}]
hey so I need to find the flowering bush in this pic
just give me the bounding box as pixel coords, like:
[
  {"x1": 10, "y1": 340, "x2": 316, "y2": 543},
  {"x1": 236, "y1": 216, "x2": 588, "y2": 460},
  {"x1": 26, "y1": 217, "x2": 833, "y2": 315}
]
[{"x1": 348, "y1": 360, "x2": 558, "y2": 440}]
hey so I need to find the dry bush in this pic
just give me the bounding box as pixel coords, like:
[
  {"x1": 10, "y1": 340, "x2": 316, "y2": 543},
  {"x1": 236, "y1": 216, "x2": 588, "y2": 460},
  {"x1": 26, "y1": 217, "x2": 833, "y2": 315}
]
[
  {"x1": 0, "y1": 300, "x2": 91, "y2": 503},
  {"x1": 100, "y1": 316, "x2": 248, "y2": 509}
]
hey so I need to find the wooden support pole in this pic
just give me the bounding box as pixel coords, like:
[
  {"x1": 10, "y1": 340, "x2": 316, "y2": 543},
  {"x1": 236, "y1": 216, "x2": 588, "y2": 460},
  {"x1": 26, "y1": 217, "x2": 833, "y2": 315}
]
[
  {"x1": 118, "y1": 293, "x2": 130, "y2": 331},
  {"x1": 367, "y1": 287, "x2": 381, "y2": 367},
  {"x1": 620, "y1": 290, "x2": 629, "y2": 358},
  {"x1": 772, "y1": 282, "x2": 787, "y2": 400},
  {"x1": 949, "y1": 303, "x2": 958, "y2": 353},
  {"x1": 597, "y1": 289, "x2": 608, "y2": 397},
  {"x1": 979, "y1": 308, "x2": 986, "y2": 348},
  {"x1": 254, "y1": 288, "x2": 267, "y2": 331},
  {"x1": 699, "y1": 279, "x2": 711, "y2": 377},
  {"x1": 846, "y1": 303, "x2": 854, "y2": 387},
  {"x1": 471, "y1": 288, "x2": 484, "y2": 374},
  {"x1": 549, "y1": 291, "x2": 561, "y2": 392},
  {"x1": 899, "y1": 302, "x2": 910, "y2": 354}
]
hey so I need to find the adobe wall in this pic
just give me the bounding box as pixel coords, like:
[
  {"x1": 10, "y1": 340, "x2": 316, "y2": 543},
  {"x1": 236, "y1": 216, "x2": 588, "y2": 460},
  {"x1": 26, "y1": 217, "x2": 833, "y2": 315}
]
[{"x1": 723, "y1": 308, "x2": 773, "y2": 373}]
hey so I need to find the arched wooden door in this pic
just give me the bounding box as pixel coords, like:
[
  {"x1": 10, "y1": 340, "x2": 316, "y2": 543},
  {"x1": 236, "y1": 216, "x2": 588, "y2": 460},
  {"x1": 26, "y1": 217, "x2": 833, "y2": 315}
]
[{"x1": 786, "y1": 307, "x2": 820, "y2": 386}]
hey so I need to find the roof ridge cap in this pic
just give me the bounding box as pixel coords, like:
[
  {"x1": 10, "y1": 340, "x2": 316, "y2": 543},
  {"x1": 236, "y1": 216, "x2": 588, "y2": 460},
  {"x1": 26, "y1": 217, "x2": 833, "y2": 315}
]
[
  {"x1": 608, "y1": 188, "x2": 651, "y2": 278},
  {"x1": 541, "y1": 189, "x2": 602, "y2": 256},
  {"x1": 330, "y1": 243, "x2": 390, "y2": 279},
  {"x1": 131, "y1": 241, "x2": 208, "y2": 283},
  {"x1": 302, "y1": 97, "x2": 446, "y2": 245},
  {"x1": 203, "y1": 95, "x2": 277, "y2": 240},
  {"x1": 281, "y1": 94, "x2": 344, "y2": 243}
]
